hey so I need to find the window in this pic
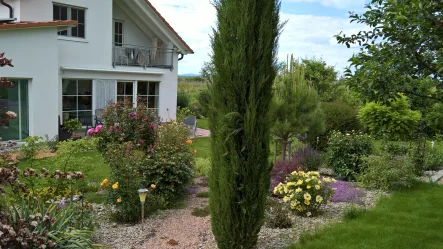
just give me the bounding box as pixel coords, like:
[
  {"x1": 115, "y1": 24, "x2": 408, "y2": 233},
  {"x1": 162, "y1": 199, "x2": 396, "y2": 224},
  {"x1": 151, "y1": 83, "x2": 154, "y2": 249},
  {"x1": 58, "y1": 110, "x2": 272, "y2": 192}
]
[
  {"x1": 53, "y1": 4, "x2": 86, "y2": 38},
  {"x1": 114, "y1": 21, "x2": 124, "y2": 46},
  {"x1": 62, "y1": 79, "x2": 92, "y2": 125},
  {"x1": 137, "y1": 81, "x2": 159, "y2": 112},
  {"x1": 0, "y1": 80, "x2": 29, "y2": 140},
  {"x1": 117, "y1": 81, "x2": 133, "y2": 104}
]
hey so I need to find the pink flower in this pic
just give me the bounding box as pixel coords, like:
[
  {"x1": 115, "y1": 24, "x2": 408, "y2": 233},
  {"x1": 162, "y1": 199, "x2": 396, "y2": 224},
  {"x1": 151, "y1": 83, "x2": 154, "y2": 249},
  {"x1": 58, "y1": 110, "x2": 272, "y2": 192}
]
[
  {"x1": 151, "y1": 123, "x2": 157, "y2": 130},
  {"x1": 139, "y1": 140, "x2": 145, "y2": 145},
  {"x1": 129, "y1": 112, "x2": 137, "y2": 119},
  {"x1": 108, "y1": 126, "x2": 114, "y2": 131},
  {"x1": 87, "y1": 128, "x2": 96, "y2": 136},
  {"x1": 95, "y1": 125, "x2": 103, "y2": 133}
]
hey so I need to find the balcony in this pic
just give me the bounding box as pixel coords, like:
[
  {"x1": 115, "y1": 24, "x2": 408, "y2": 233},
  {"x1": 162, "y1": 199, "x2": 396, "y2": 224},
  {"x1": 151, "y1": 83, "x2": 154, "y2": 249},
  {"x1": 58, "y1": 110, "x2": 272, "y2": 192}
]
[{"x1": 112, "y1": 44, "x2": 174, "y2": 69}]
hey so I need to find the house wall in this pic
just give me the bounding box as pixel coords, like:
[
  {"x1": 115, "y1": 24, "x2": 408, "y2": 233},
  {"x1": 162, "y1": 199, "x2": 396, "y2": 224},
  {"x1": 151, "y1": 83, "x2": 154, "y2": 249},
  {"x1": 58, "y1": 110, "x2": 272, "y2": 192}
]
[
  {"x1": 0, "y1": 27, "x2": 60, "y2": 139},
  {"x1": 112, "y1": 4, "x2": 153, "y2": 48},
  {"x1": 0, "y1": 0, "x2": 20, "y2": 21}
]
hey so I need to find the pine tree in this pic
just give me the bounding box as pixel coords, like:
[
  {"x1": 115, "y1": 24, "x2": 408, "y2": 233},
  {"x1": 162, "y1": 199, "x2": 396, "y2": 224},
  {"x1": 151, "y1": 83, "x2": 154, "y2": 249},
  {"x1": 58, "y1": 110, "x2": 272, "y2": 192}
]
[
  {"x1": 208, "y1": 0, "x2": 282, "y2": 248},
  {"x1": 271, "y1": 56, "x2": 325, "y2": 159}
]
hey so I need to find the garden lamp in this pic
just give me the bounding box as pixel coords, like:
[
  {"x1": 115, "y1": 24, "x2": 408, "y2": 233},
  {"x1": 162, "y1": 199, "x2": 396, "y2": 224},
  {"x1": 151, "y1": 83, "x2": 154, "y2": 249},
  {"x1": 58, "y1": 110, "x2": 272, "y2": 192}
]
[{"x1": 138, "y1": 188, "x2": 149, "y2": 230}]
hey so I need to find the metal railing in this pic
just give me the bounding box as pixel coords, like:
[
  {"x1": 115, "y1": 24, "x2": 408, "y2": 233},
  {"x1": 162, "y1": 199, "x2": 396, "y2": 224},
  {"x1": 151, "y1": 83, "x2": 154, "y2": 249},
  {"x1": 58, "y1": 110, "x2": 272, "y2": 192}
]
[{"x1": 112, "y1": 43, "x2": 174, "y2": 69}]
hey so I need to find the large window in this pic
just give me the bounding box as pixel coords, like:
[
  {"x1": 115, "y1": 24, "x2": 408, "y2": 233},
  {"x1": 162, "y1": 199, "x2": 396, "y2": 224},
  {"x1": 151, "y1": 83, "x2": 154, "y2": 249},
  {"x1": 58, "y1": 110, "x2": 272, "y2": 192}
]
[
  {"x1": 114, "y1": 20, "x2": 124, "y2": 46},
  {"x1": 0, "y1": 80, "x2": 29, "y2": 141},
  {"x1": 53, "y1": 4, "x2": 86, "y2": 38},
  {"x1": 117, "y1": 81, "x2": 133, "y2": 104},
  {"x1": 62, "y1": 79, "x2": 92, "y2": 125},
  {"x1": 137, "y1": 82, "x2": 159, "y2": 112}
]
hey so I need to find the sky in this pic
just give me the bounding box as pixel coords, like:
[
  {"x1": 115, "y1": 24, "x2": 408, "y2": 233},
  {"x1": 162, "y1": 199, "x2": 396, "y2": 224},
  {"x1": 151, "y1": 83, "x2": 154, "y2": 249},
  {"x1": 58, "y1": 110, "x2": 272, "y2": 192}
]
[{"x1": 148, "y1": 0, "x2": 370, "y2": 75}]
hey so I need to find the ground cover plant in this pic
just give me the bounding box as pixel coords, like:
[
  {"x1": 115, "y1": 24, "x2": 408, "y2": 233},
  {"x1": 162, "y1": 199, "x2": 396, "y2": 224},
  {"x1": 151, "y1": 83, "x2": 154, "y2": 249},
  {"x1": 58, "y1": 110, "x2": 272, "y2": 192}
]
[{"x1": 289, "y1": 183, "x2": 443, "y2": 249}]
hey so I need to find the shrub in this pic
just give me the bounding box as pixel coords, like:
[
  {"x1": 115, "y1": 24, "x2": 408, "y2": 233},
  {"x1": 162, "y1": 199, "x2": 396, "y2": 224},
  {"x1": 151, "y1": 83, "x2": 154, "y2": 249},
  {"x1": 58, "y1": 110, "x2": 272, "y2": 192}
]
[
  {"x1": 383, "y1": 141, "x2": 409, "y2": 156},
  {"x1": 92, "y1": 99, "x2": 159, "y2": 152},
  {"x1": 197, "y1": 87, "x2": 211, "y2": 117},
  {"x1": 195, "y1": 157, "x2": 211, "y2": 177},
  {"x1": 358, "y1": 94, "x2": 421, "y2": 140},
  {"x1": 177, "y1": 89, "x2": 191, "y2": 108},
  {"x1": 265, "y1": 197, "x2": 292, "y2": 228},
  {"x1": 293, "y1": 146, "x2": 323, "y2": 171},
  {"x1": 20, "y1": 136, "x2": 46, "y2": 161},
  {"x1": 358, "y1": 153, "x2": 416, "y2": 190},
  {"x1": 425, "y1": 147, "x2": 443, "y2": 171},
  {"x1": 273, "y1": 171, "x2": 335, "y2": 217},
  {"x1": 271, "y1": 159, "x2": 304, "y2": 191},
  {"x1": 309, "y1": 101, "x2": 360, "y2": 150},
  {"x1": 327, "y1": 131, "x2": 373, "y2": 180}
]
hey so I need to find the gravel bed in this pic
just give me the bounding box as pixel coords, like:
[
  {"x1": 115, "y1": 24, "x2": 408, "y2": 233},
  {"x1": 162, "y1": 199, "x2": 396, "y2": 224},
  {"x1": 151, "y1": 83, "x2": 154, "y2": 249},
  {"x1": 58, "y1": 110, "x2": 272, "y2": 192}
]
[{"x1": 93, "y1": 186, "x2": 386, "y2": 249}]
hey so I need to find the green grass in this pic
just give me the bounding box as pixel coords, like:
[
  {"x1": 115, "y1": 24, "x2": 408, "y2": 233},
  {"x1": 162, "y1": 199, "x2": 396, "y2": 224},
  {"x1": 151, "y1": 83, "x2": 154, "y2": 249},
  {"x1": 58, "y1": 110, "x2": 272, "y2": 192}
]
[
  {"x1": 197, "y1": 118, "x2": 209, "y2": 130},
  {"x1": 193, "y1": 137, "x2": 211, "y2": 159},
  {"x1": 178, "y1": 81, "x2": 207, "y2": 102},
  {"x1": 196, "y1": 191, "x2": 209, "y2": 198},
  {"x1": 289, "y1": 183, "x2": 443, "y2": 249}
]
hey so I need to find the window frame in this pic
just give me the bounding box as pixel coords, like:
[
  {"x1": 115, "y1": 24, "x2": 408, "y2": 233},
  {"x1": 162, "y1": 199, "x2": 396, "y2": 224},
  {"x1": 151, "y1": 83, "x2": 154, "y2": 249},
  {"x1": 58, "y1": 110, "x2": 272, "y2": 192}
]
[
  {"x1": 53, "y1": 3, "x2": 87, "y2": 38},
  {"x1": 136, "y1": 81, "x2": 160, "y2": 113},
  {"x1": 62, "y1": 79, "x2": 93, "y2": 125},
  {"x1": 116, "y1": 81, "x2": 135, "y2": 106},
  {"x1": 113, "y1": 20, "x2": 124, "y2": 47}
]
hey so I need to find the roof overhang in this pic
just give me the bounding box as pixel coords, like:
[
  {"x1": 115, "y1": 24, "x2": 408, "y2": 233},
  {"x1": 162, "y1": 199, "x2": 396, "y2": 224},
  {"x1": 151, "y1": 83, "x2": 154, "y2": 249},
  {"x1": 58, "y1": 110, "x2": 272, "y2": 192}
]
[
  {"x1": 0, "y1": 20, "x2": 77, "y2": 31},
  {"x1": 118, "y1": 0, "x2": 193, "y2": 55}
]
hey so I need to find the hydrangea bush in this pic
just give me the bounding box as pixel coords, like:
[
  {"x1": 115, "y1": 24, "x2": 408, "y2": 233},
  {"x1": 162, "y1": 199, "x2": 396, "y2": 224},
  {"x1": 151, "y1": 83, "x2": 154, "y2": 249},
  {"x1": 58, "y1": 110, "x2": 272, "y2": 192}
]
[{"x1": 274, "y1": 171, "x2": 335, "y2": 217}]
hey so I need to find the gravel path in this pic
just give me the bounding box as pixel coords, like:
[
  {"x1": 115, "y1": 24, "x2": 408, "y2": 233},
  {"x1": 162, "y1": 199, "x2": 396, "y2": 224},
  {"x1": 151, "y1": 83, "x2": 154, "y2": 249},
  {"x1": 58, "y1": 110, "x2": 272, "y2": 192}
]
[{"x1": 93, "y1": 185, "x2": 385, "y2": 249}]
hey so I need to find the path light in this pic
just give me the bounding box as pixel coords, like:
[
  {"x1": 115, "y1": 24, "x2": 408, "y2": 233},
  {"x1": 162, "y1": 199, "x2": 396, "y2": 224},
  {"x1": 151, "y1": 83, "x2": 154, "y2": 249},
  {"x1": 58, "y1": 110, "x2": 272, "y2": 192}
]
[{"x1": 138, "y1": 188, "x2": 149, "y2": 230}]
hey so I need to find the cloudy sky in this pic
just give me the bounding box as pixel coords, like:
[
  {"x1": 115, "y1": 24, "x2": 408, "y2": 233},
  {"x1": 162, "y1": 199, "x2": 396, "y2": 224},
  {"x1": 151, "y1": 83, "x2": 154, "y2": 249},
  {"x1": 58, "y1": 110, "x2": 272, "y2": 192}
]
[{"x1": 149, "y1": 0, "x2": 370, "y2": 75}]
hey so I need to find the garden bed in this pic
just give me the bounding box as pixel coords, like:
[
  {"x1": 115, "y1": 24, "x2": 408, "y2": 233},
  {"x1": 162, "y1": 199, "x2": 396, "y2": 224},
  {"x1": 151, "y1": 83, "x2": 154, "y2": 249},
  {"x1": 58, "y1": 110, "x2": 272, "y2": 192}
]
[{"x1": 92, "y1": 180, "x2": 386, "y2": 249}]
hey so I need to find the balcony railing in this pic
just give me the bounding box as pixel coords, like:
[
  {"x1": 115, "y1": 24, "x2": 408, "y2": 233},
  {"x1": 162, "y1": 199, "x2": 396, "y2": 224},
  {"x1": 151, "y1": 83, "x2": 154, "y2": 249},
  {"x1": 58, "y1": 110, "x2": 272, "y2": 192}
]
[{"x1": 112, "y1": 44, "x2": 174, "y2": 69}]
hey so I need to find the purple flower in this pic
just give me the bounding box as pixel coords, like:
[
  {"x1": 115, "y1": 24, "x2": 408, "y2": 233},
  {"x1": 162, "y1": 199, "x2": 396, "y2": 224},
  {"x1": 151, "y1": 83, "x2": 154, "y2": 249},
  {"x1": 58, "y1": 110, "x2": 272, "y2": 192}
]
[
  {"x1": 329, "y1": 180, "x2": 365, "y2": 204},
  {"x1": 151, "y1": 123, "x2": 157, "y2": 130},
  {"x1": 129, "y1": 112, "x2": 137, "y2": 119}
]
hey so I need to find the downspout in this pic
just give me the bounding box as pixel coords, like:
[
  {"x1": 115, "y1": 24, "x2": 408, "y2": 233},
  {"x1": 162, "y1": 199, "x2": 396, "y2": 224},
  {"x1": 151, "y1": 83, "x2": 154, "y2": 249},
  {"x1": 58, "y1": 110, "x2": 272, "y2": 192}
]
[
  {"x1": 0, "y1": 0, "x2": 13, "y2": 19},
  {"x1": 178, "y1": 53, "x2": 184, "y2": 61}
]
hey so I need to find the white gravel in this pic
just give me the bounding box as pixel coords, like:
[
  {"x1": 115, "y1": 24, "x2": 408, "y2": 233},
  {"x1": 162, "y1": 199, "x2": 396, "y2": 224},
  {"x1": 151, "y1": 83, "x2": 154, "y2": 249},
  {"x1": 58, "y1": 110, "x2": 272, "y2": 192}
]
[{"x1": 93, "y1": 187, "x2": 386, "y2": 249}]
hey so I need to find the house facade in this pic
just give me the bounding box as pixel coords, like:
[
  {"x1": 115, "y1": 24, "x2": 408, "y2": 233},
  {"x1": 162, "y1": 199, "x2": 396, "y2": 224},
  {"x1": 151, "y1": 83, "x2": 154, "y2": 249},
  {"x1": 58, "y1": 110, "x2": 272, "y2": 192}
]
[{"x1": 0, "y1": 0, "x2": 193, "y2": 141}]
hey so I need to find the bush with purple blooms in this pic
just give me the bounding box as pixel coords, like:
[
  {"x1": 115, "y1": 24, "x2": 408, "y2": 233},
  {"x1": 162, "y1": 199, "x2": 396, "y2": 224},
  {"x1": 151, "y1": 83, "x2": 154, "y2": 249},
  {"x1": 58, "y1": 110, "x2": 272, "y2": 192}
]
[
  {"x1": 329, "y1": 180, "x2": 365, "y2": 205},
  {"x1": 293, "y1": 146, "x2": 323, "y2": 171}
]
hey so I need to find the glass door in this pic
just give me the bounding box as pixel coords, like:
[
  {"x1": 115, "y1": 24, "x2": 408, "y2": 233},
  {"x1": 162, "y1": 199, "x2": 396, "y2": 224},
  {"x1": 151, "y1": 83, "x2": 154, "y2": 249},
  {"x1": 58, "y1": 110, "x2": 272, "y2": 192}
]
[{"x1": 0, "y1": 79, "x2": 29, "y2": 140}]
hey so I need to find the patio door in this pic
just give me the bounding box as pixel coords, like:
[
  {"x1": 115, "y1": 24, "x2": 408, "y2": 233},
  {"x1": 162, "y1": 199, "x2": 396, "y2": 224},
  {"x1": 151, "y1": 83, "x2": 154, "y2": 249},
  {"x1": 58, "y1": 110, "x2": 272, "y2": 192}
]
[{"x1": 0, "y1": 79, "x2": 29, "y2": 140}]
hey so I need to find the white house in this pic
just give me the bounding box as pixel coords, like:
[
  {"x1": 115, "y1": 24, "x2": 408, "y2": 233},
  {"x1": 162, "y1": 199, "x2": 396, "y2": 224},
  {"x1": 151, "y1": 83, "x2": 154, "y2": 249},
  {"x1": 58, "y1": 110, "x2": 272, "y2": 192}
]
[{"x1": 0, "y1": 0, "x2": 193, "y2": 141}]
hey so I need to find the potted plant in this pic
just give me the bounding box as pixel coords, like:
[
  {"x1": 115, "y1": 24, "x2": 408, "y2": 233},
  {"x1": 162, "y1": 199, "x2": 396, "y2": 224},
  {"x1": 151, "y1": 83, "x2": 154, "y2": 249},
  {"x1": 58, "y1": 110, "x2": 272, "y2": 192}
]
[{"x1": 63, "y1": 119, "x2": 82, "y2": 140}]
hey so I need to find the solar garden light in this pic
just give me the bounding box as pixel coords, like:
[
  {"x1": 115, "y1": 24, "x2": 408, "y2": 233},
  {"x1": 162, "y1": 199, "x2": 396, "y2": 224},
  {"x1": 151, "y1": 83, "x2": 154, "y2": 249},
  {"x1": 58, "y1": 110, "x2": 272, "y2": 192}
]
[{"x1": 138, "y1": 188, "x2": 149, "y2": 230}]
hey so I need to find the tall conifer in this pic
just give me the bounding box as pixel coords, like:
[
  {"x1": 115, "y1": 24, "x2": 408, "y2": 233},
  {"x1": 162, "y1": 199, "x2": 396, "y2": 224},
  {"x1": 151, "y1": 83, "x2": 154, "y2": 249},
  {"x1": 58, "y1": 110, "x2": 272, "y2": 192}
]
[{"x1": 208, "y1": 0, "x2": 282, "y2": 248}]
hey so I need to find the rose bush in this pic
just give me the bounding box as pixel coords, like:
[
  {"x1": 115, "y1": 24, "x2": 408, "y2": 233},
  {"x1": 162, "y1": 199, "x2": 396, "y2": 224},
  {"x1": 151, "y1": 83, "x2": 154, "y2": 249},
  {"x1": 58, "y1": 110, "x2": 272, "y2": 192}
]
[{"x1": 274, "y1": 171, "x2": 335, "y2": 217}]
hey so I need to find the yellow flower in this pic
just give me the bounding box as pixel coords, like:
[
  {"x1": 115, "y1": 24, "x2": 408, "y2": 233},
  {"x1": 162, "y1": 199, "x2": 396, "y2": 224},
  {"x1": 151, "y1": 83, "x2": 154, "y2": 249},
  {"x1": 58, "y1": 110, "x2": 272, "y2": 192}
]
[
  {"x1": 298, "y1": 171, "x2": 305, "y2": 177},
  {"x1": 332, "y1": 178, "x2": 337, "y2": 183},
  {"x1": 305, "y1": 178, "x2": 311, "y2": 183},
  {"x1": 151, "y1": 184, "x2": 156, "y2": 189},
  {"x1": 173, "y1": 121, "x2": 178, "y2": 125},
  {"x1": 117, "y1": 197, "x2": 122, "y2": 203},
  {"x1": 112, "y1": 182, "x2": 119, "y2": 190},
  {"x1": 283, "y1": 186, "x2": 288, "y2": 194},
  {"x1": 316, "y1": 195, "x2": 323, "y2": 203},
  {"x1": 315, "y1": 185, "x2": 320, "y2": 190},
  {"x1": 304, "y1": 193, "x2": 311, "y2": 201},
  {"x1": 100, "y1": 179, "x2": 109, "y2": 187},
  {"x1": 296, "y1": 205, "x2": 304, "y2": 212},
  {"x1": 295, "y1": 187, "x2": 302, "y2": 193},
  {"x1": 306, "y1": 185, "x2": 311, "y2": 189},
  {"x1": 192, "y1": 149, "x2": 197, "y2": 154},
  {"x1": 318, "y1": 180, "x2": 322, "y2": 185},
  {"x1": 287, "y1": 182, "x2": 296, "y2": 187},
  {"x1": 283, "y1": 196, "x2": 289, "y2": 203},
  {"x1": 290, "y1": 201, "x2": 297, "y2": 208},
  {"x1": 323, "y1": 177, "x2": 331, "y2": 183},
  {"x1": 297, "y1": 180, "x2": 303, "y2": 185},
  {"x1": 186, "y1": 139, "x2": 193, "y2": 145},
  {"x1": 304, "y1": 200, "x2": 310, "y2": 206}
]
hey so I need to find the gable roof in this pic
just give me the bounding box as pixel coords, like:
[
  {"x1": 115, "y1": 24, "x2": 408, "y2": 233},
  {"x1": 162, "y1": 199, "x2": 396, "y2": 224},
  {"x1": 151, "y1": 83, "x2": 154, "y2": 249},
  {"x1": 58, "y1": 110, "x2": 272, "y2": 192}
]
[
  {"x1": 0, "y1": 20, "x2": 77, "y2": 30},
  {"x1": 144, "y1": 1, "x2": 194, "y2": 54}
]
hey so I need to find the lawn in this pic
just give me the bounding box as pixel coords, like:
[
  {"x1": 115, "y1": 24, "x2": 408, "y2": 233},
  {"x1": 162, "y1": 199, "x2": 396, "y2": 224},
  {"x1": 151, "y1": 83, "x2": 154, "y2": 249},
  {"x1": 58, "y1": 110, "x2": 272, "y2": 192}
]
[
  {"x1": 197, "y1": 118, "x2": 209, "y2": 130},
  {"x1": 193, "y1": 137, "x2": 211, "y2": 159},
  {"x1": 289, "y1": 182, "x2": 443, "y2": 249}
]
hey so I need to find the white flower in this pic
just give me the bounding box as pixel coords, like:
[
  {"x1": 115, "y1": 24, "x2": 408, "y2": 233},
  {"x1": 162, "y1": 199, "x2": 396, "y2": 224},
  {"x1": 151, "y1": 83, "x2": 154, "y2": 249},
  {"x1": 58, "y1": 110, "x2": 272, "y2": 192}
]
[
  {"x1": 30, "y1": 221, "x2": 38, "y2": 227},
  {"x1": 306, "y1": 212, "x2": 312, "y2": 217}
]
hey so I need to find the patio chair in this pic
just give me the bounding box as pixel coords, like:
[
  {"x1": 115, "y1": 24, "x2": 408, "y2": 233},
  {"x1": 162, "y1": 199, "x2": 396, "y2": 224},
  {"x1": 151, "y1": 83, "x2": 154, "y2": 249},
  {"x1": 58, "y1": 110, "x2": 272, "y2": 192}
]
[
  {"x1": 183, "y1": 115, "x2": 197, "y2": 137},
  {"x1": 94, "y1": 109, "x2": 104, "y2": 127}
]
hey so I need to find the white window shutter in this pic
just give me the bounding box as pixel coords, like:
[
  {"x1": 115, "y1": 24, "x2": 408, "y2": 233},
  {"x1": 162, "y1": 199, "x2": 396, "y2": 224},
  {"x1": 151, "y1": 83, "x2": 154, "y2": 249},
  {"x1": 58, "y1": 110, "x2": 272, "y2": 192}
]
[{"x1": 94, "y1": 79, "x2": 116, "y2": 110}]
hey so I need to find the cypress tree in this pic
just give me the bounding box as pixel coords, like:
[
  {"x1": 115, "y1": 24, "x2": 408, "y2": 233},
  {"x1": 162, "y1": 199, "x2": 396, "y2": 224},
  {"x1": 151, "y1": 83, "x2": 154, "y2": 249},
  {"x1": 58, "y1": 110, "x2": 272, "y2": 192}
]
[{"x1": 208, "y1": 0, "x2": 282, "y2": 248}]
